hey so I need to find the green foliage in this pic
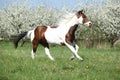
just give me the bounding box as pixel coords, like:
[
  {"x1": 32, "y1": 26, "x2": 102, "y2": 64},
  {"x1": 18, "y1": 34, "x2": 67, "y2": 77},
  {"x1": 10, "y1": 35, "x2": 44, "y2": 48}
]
[{"x1": 0, "y1": 41, "x2": 120, "y2": 80}]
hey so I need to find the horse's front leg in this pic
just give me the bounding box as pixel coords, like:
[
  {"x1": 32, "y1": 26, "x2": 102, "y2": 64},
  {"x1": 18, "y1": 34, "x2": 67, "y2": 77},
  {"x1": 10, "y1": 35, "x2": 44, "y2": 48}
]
[
  {"x1": 65, "y1": 42, "x2": 83, "y2": 61},
  {"x1": 69, "y1": 41, "x2": 80, "y2": 60},
  {"x1": 71, "y1": 43, "x2": 80, "y2": 60},
  {"x1": 75, "y1": 44, "x2": 79, "y2": 53}
]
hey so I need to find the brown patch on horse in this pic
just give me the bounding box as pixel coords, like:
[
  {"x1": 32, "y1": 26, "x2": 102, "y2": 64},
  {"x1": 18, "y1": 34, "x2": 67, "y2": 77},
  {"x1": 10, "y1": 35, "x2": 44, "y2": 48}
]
[
  {"x1": 34, "y1": 26, "x2": 47, "y2": 40},
  {"x1": 76, "y1": 11, "x2": 89, "y2": 23},
  {"x1": 32, "y1": 26, "x2": 49, "y2": 52},
  {"x1": 65, "y1": 24, "x2": 78, "y2": 45},
  {"x1": 82, "y1": 14, "x2": 89, "y2": 24}
]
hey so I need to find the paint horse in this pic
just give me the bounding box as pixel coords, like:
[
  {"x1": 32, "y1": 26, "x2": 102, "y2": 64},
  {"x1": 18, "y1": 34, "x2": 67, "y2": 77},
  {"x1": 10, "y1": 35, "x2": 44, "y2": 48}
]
[{"x1": 14, "y1": 10, "x2": 92, "y2": 61}]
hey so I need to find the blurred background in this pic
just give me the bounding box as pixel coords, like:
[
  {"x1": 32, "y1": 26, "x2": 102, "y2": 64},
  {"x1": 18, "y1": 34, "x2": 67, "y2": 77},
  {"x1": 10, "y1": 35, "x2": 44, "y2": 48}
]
[{"x1": 0, "y1": 0, "x2": 120, "y2": 48}]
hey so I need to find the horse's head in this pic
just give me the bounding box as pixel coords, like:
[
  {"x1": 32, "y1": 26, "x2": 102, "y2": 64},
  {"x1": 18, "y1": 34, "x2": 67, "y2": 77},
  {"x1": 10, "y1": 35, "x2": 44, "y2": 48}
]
[{"x1": 76, "y1": 10, "x2": 92, "y2": 27}]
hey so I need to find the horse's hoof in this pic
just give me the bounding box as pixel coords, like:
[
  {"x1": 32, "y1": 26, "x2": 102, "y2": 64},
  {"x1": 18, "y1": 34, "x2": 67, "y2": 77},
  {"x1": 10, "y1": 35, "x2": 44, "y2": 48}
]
[
  {"x1": 50, "y1": 58, "x2": 55, "y2": 61},
  {"x1": 70, "y1": 56, "x2": 75, "y2": 60},
  {"x1": 51, "y1": 59, "x2": 55, "y2": 61},
  {"x1": 71, "y1": 57, "x2": 75, "y2": 60},
  {"x1": 80, "y1": 59, "x2": 84, "y2": 61}
]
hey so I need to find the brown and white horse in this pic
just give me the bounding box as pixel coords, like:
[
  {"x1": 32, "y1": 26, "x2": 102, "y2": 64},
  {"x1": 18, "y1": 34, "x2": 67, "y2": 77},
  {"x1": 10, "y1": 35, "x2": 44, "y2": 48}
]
[{"x1": 14, "y1": 10, "x2": 92, "y2": 61}]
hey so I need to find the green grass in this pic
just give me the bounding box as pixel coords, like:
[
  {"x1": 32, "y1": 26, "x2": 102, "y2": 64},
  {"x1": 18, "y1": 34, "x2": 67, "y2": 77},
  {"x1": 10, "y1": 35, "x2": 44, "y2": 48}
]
[{"x1": 0, "y1": 41, "x2": 120, "y2": 80}]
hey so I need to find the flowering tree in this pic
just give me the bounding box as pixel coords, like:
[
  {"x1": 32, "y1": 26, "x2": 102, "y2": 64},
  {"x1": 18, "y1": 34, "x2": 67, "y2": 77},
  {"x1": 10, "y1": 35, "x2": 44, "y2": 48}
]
[
  {"x1": 0, "y1": 4, "x2": 33, "y2": 38},
  {"x1": 74, "y1": 0, "x2": 106, "y2": 48},
  {"x1": 75, "y1": 0, "x2": 120, "y2": 48},
  {"x1": 0, "y1": 0, "x2": 119, "y2": 48},
  {"x1": 97, "y1": 0, "x2": 120, "y2": 47},
  {"x1": 0, "y1": 2, "x2": 61, "y2": 39}
]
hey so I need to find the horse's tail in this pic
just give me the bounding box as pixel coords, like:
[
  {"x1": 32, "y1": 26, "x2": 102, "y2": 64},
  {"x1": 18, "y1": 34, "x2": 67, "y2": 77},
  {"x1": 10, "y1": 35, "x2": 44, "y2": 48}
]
[{"x1": 13, "y1": 31, "x2": 28, "y2": 48}]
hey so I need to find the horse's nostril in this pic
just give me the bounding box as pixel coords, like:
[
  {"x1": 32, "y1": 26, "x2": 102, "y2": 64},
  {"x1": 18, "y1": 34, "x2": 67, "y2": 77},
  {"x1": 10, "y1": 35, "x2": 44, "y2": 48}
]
[
  {"x1": 89, "y1": 23, "x2": 92, "y2": 25},
  {"x1": 89, "y1": 23, "x2": 92, "y2": 26}
]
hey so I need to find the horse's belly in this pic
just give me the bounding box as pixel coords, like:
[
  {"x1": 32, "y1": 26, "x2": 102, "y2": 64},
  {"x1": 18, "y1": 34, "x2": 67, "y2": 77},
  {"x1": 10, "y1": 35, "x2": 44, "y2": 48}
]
[
  {"x1": 45, "y1": 29, "x2": 64, "y2": 45},
  {"x1": 46, "y1": 37, "x2": 63, "y2": 45},
  {"x1": 45, "y1": 34, "x2": 63, "y2": 45}
]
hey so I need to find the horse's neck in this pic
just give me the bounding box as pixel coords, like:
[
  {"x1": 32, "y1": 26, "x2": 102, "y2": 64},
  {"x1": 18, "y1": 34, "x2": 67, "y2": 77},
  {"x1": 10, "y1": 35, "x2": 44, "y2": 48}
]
[
  {"x1": 66, "y1": 16, "x2": 78, "y2": 28},
  {"x1": 57, "y1": 16, "x2": 78, "y2": 33}
]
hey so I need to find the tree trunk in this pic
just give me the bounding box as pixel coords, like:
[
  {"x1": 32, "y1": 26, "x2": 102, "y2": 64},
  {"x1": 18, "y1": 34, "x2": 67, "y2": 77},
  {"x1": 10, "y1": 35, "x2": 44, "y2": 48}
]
[
  {"x1": 110, "y1": 41, "x2": 114, "y2": 48},
  {"x1": 109, "y1": 37, "x2": 119, "y2": 48}
]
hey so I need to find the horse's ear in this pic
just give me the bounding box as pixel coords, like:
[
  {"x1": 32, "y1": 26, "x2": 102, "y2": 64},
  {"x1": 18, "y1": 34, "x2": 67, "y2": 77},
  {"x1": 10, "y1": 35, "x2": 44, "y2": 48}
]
[
  {"x1": 80, "y1": 10, "x2": 85, "y2": 13},
  {"x1": 81, "y1": 9, "x2": 84, "y2": 12},
  {"x1": 83, "y1": 10, "x2": 85, "y2": 13},
  {"x1": 77, "y1": 10, "x2": 83, "y2": 14}
]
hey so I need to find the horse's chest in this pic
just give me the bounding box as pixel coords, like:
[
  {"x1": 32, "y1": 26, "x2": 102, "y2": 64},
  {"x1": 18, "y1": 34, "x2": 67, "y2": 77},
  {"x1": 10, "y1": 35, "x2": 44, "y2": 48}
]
[{"x1": 65, "y1": 25, "x2": 78, "y2": 43}]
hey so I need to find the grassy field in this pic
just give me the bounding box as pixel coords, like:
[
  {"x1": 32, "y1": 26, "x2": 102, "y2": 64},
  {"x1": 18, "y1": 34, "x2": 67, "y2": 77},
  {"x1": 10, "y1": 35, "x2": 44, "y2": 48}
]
[{"x1": 0, "y1": 41, "x2": 120, "y2": 80}]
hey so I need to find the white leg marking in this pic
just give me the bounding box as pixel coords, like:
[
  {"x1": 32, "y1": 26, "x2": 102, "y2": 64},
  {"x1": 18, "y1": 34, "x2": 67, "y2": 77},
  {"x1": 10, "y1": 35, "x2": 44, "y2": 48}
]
[
  {"x1": 65, "y1": 42, "x2": 83, "y2": 61},
  {"x1": 75, "y1": 44, "x2": 79, "y2": 53},
  {"x1": 45, "y1": 47, "x2": 54, "y2": 61},
  {"x1": 30, "y1": 30, "x2": 35, "y2": 42},
  {"x1": 70, "y1": 44, "x2": 79, "y2": 60},
  {"x1": 31, "y1": 50, "x2": 35, "y2": 59}
]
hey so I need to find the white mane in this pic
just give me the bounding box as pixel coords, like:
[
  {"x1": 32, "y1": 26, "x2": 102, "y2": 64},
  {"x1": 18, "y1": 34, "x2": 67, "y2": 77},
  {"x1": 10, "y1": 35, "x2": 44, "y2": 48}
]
[{"x1": 57, "y1": 13, "x2": 76, "y2": 27}]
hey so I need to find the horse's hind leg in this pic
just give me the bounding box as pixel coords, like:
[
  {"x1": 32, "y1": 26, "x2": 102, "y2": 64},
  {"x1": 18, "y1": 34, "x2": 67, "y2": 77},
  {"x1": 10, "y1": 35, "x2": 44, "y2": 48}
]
[
  {"x1": 31, "y1": 39, "x2": 39, "y2": 59},
  {"x1": 45, "y1": 47, "x2": 54, "y2": 61},
  {"x1": 41, "y1": 42, "x2": 54, "y2": 61},
  {"x1": 21, "y1": 39, "x2": 26, "y2": 47}
]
